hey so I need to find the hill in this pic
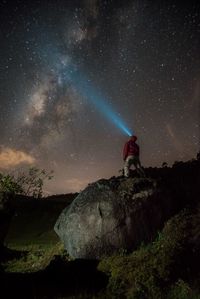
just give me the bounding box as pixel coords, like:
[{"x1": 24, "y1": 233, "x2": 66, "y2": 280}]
[{"x1": 0, "y1": 157, "x2": 200, "y2": 298}]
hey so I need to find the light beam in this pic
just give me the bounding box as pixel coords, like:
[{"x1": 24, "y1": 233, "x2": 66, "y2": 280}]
[{"x1": 61, "y1": 65, "x2": 133, "y2": 136}]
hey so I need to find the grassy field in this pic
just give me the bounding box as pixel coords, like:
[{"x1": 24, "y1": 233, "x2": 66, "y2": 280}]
[
  {"x1": 3, "y1": 195, "x2": 73, "y2": 273},
  {"x1": 1, "y1": 195, "x2": 107, "y2": 299}
]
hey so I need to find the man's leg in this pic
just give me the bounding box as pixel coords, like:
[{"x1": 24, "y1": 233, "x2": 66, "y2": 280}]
[
  {"x1": 124, "y1": 156, "x2": 131, "y2": 177},
  {"x1": 134, "y1": 157, "x2": 146, "y2": 177}
]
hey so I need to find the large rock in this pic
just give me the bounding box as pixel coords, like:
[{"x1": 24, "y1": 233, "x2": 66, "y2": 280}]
[{"x1": 54, "y1": 177, "x2": 175, "y2": 259}]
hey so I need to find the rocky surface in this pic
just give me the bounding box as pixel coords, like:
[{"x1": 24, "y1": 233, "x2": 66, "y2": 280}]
[
  {"x1": 55, "y1": 178, "x2": 173, "y2": 259},
  {"x1": 55, "y1": 159, "x2": 200, "y2": 259}
]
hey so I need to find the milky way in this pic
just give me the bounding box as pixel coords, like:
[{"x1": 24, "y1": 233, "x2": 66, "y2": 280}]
[{"x1": 0, "y1": 1, "x2": 200, "y2": 194}]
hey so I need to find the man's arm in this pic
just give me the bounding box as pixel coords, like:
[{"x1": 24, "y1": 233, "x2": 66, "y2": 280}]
[{"x1": 123, "y1": 142, "x2": 129, "y2": 161}]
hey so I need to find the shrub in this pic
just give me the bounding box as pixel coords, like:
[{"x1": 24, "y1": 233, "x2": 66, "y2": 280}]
[
  {"x1": 0, "y1": 167, "x2": 54, "y2": 198},
  {"x1": 98, "y1": 210, "x2": 198, "y2": 299},
  {"x1": 0, "y1": 173, "x2": 23, "y2": 195},
  {"x1": 167, "y1": 279, "x2": 192, "y2": 299}
]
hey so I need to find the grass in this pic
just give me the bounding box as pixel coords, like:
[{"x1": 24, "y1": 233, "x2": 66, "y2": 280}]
[
  {"x1": 2, "y1": 241, "x2": 69, "y2": 273},
  {"x1": 2, "y1": 196, "x2": 70, "y2": 273},
  {"x1": 3, "y1": 216, "x2": 62, "y2": 273}
]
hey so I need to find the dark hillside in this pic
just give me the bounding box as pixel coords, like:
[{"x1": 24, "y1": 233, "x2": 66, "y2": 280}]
[
  {"x1": 1, "y1": 158, "x2": 200, "y2": 298},
  {"x1": 5, "y1": 193, "x2": 77, "y2": 246}
]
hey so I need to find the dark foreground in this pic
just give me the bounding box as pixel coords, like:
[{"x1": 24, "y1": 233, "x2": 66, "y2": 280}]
[
  {"x1": 0, "y1": 254, "x2": 108, "y2": 299},
  {"x1": 1, "y1": 158, "x2": 200, "y2": 298}
]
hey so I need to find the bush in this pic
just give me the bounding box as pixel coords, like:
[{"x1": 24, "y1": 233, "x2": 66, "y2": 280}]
[
  {"x1": 0, "y1": 167, "x2": 53, "y2": 198},
  {"x1": 167, "y1": 279, "x2": 192, "y2": 299},
  {"x1": 98, "y1": 210, "x2": 199, "y2": 299},
  {"x1": 0, "y1": 173, "x2": 23, "y2": 195}
]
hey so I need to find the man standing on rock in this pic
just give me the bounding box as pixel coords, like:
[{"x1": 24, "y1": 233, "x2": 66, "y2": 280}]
[{"x1": 123, "y1": 135, "x2": 145, "y2": 177}]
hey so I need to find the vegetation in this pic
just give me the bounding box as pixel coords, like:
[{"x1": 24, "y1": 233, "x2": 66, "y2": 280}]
[
  {"x1": 0, "y1": 167, "x2": 54, "y2": 198},
  {"x1": 98, "y1": 209, "x2": 200, "y2": 299},
  {"x1": 2, "y1": 242, "x2": 68, "y2": 273},
  {"x1": 1, "y1": 157, "x2": 200, "y2": 298},
  {"x1": 4, "y1": 207, "x2": 199, "y2": 298}
]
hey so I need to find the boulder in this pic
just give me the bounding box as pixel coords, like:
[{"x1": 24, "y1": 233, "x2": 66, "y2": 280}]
[{"x1": 54, "y1": 177, "x2": 175, "y2": 259}]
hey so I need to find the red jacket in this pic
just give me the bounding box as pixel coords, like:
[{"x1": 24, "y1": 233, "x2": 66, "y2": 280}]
[{"x1": 123, "y1": 140, "x2": 139, "y2": 160}]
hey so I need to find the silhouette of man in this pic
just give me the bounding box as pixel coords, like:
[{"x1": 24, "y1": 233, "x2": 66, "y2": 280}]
[{"x1": 123, "y1": 135, "x2": 145, "y2": 177}]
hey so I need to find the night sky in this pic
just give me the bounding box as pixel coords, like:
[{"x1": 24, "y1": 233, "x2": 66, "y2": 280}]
[{"x1": 0, "y1": 0, "x2": 199, "y2": 194}]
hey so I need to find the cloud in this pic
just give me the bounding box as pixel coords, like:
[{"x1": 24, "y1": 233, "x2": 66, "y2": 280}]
[{"x1": 0, "y1": 147, "x2": 35, "y2": 170}]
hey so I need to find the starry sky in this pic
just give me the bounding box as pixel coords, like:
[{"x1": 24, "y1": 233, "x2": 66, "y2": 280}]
[{"x1": 0, "y1": 0, "x2": 199, "y2": 194}]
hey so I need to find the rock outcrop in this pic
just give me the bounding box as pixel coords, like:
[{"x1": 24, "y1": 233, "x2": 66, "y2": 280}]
[
  {"x1": 54, "y1": 159, "x2": 200, "y2": 259},
  {"x1": 55, "y1": 177, "x2": 174, "y2": 259}
]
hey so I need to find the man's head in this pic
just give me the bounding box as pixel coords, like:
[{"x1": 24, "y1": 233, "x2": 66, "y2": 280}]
[{"x1": 130, "y1": 135, "x2": 137, "y2": 142}]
